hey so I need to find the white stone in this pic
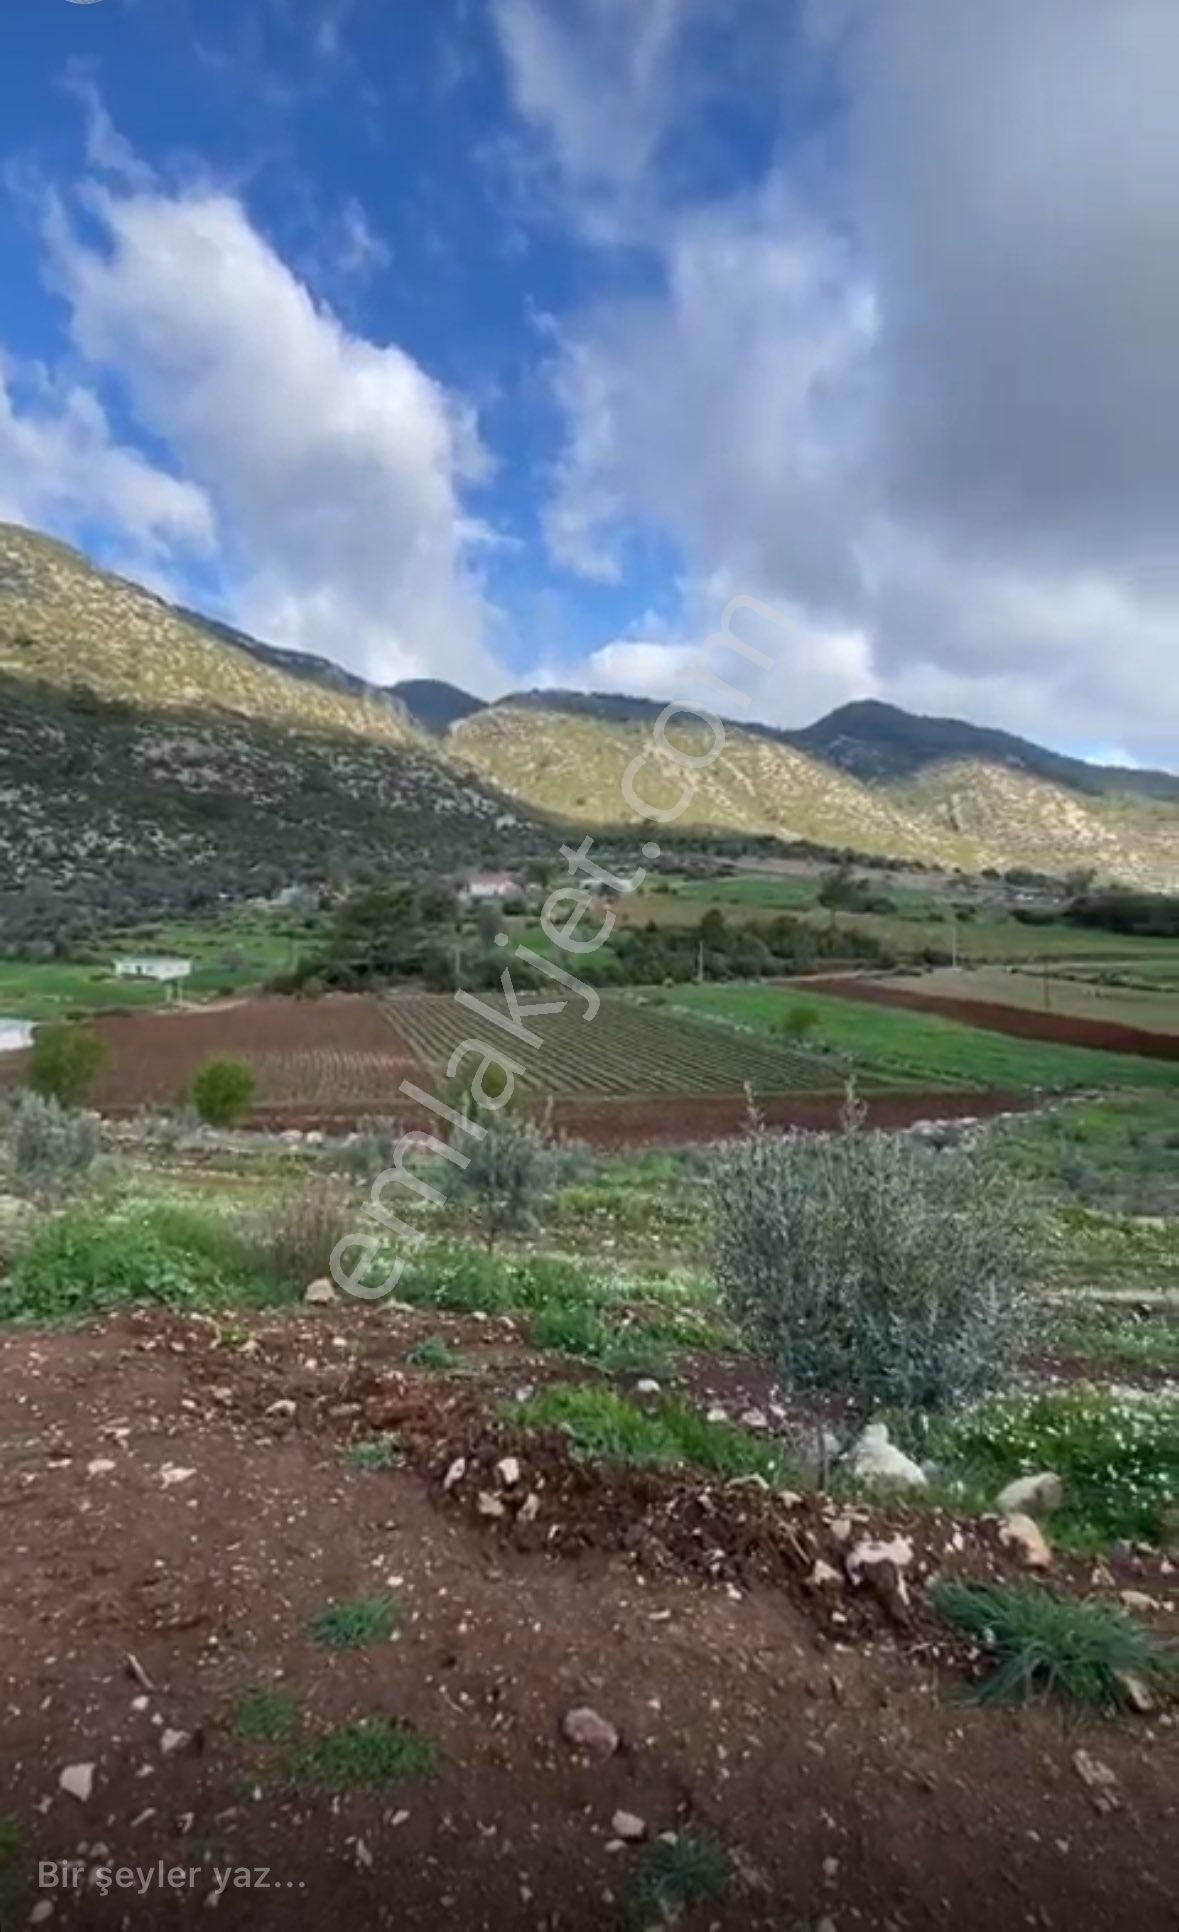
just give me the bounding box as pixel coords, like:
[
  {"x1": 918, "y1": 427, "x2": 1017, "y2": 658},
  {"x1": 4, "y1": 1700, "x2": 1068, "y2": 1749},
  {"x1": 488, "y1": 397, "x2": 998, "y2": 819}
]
[
  {"x1": 848, "y1": 1423, "x2": 927, "y2": 1490},
  {"x1": 611, "y1": 1811, "x2": 646, "y2": 1842},
  {"x1": 997, "y1": 1472, "x2": 1063, "y2": 1519},
  {"x1": 58, "y1": 1764, "x2": 95, "y2": 1803},
  {"x1": 496, "y1": 1456, "x2": 521, "y2": 1488},
  {"x1": 303, "y1": 1278, "x2": 337, "y2": 1306},
  {"x1": 999, "y1": 1512, "x2": 1052, "y2": 1570}
]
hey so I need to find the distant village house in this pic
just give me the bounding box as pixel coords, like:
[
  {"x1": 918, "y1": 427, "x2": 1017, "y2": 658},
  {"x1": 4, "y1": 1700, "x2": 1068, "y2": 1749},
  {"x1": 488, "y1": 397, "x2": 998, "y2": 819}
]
[
  {"x1": 113, "y1": 957, "x2": 193, "y2": 984},
  {"x1": 462, "y1": 872, "x2": 520, "y2": 904}
]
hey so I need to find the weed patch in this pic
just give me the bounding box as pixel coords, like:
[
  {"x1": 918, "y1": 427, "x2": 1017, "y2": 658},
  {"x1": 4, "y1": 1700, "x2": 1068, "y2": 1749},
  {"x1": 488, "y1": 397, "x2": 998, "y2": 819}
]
[
  {"x1": 342, "y1": 1435, "x2": 403, "y2": 1474},
  {"x1": 308, "y1": 1594, "x2": 402, "y2": 1651},
  {"x1": 933, "y1": 1580, "x2": 1175, "y2": 1710},
  {"x1": 0, "y1": 1203, "x2": 277, "y2": 1323},
  {"x1": 231, "y1": 1688, "x2": 302, "y2": 1743},
  {"x1": 290, "y1": 1719, "x2": 438, "y2": 1793},
  {"x1": 624, "y1": 1833, "x2": 731, "y2": 1926},
  {"x1": 512, "y1": 1384, "x2": 796, "y2": 1485}
]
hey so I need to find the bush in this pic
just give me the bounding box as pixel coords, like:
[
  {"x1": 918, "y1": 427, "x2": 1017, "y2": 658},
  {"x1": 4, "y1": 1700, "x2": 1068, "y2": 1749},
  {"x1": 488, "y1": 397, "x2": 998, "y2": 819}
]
[
  {"x1": 5, "y1": 1092, "x2": 101, "y2": 1199},
  {"x1": 191, "y1": 1057, "x2": 256, "y2": 1128},
  {"x1": 778, "y1": 1005, "x2": 822, "y2": 1043},
  {"x1": 320, "y1": 1117, "x2": 402, "y2": 1181},
  {"x1": 239, "y1": 1177, "x2": 355, "y2": 1291},
  {"x1": 933, "y1": 1579, "x2": 1176, "y2": 1710},
  {"x1": 26, "y1": 1021, "x2": 109, "y2": 1108},
  {"x1": 711, "y1": 1095, "x2": 1040, "y2": 1414},
  {"x1": 445, "y1": 1112, "x2": 558, "y2": 1249},
  {"x1": 1, "y1": 1204, "x2": 273, "y2": 1322}
]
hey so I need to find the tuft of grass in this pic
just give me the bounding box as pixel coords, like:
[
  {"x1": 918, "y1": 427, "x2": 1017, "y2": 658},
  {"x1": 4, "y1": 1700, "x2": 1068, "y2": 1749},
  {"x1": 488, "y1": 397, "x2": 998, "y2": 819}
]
[
  {"x1": 231, "y1": 1688, "x2": 302, "y2": 1743},
  {"x1": 308, "y1": 1594, "x2": 402, "y2": 1651},
  {"x1": 0, "y1": 1203, "x2": 279, "y2": 1323},
  {"x1": 512, "y1": 1383, "x2": 795, "y2": 1485},
  {"x1": 933, "y1": 1579, "x2": 1176, "y2": 1710},
  {"x1": 342, "y1": 1434, "x2": 403, "y2": 1474},
  {"x1": 624, "y1": 1832, "x2": 732, "y2": 1926},
  {"x1": 290, "y1": 1718, "x2": 438, "y2": 1792},
  {"x1": 406, "y1": 1336, "x2": 461, "y2": 1371}
]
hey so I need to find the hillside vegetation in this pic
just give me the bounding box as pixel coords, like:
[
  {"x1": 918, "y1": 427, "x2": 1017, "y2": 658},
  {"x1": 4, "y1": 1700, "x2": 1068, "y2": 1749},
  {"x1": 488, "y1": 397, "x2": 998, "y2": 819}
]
[{"x1": 453, "y1": 705, "x2": 1179, "y2": 890}]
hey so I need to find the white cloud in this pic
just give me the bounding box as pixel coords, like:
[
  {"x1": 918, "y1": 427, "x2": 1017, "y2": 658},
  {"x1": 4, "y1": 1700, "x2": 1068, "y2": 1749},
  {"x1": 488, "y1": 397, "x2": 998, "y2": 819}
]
[
  {"x1": 0, "y1": 351, "x2": 214, "y2": 559},
  {"x1": 521, "y1": 0, "x2": 1179, "y2": 761},
  {"x1": 40, "y1": 173, "x2": 500, "y2": 689}
]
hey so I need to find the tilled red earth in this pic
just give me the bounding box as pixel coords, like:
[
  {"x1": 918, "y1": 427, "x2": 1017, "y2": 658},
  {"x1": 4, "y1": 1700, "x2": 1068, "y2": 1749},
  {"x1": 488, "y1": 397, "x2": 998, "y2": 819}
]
[
  {"x1": 803, "y1": 977, "x2": 1179, "y2": 1062},
  {"x1": 0, "y1": 1309, "x2": 1176, "y2": 1931}
]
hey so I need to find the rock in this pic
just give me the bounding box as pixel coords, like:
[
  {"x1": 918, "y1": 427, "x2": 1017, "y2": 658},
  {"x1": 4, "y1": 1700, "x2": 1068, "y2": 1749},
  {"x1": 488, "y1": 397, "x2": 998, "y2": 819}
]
[
  {"x1": 59, "y1": 1763, "x2": 95, "y2": 1803},
  {"x1": 303, "y1": 1278, "x2": 337, "y2": 1306},
  {"x1": 999, "y1": 1512, "x2": 1052, "y2": 1570},
  {"x1": 496, "y1": 1456, "x2": 521, "y2": 1488},
  {"x1": 86, "y1": 1458, "x2": 116, "y2": 1479},
  {"x1": 706, "y1": 1405, "x2": 728, "y2": 1424},
  {"x1": 264, "y1": 1399, "x2": 296, "y2": 1419},
  {"x1": 159, "y1": 1465, "x2": 196, "y2": 1488},
  {"x1": 845, "y1": 1535, "x2": 914, "y2": 1584},
  {"x1": 29, "y1": 1903, "x2": 54, "y2": 1925},
  {"x1": 635, "y1": 1379, "x2": 661, "y2": 1396},
  {"x1": 442, "y1": 1457, "x2": 466, "y2": 1492},
  {"x1": 477, "y1": 1492, "x2": 506, "y2": 1519},
  {"x1": 1114, "y1": 1670, "x2": 1156, "y2": 1714},
  {"x1": 160, "y1": 1729, "x2": 189, "y2": 1756},
  {"x1": 740, "y1": 1408, "x2": 768, "y2": 1431},
  {"x1": 1119, "y1": 1589, "x2": 1157, "y2": 1612},
  {"x1": 848, "y1": 1423, "x2": 927, "y2": 1491},
  {"x1": 611, "y1": 1811, "x2": 646, "y2": 1842},
  {"x1": 1072, "y1": 1749, "x2": 1120, "y2": 1813},
  {"x1": 517, "y1": 1492, "x2": 541, "y2": 1524},
  {"x1": 561, "y1": 1706, "x2": 619, "y2": 1760},
  {"x1": 996, "y1": 1472, "x2": 1063, "y2": 1519},
  {"x1": 806, "y1": 1559, "x2": 843, "y2": 1591}
]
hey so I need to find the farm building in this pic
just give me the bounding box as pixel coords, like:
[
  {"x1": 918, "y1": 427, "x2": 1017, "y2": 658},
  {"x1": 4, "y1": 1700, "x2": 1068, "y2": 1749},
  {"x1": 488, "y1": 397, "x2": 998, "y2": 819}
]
[
  {"x1": 463, "y1": 872, "x2": 520, "y2": 903},
  {"x1": 113, "y1": 956, "x2": 193, "y2": 983}
]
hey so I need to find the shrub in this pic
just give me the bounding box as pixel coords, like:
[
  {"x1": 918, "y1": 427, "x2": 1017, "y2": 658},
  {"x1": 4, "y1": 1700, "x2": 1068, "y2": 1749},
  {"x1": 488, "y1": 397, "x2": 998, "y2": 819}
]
[
  {"x1": 711, "y1": 1095, "x2": 1040, "y2": 1414},
  {"x1": 933, "y1": 1579, "x2": 1176, "y2": 1710},
  {"x1": 320, "y1": 1117, "x2": 402, "y2": 1181},
  {"x1": 0, "y1": 1205, "x2": 273, "y2": 1322},
  {"x1": 26, "y1": 1021, "x2": 109, "y2": 1108},
  {"x1": 778, "y1": 1005, "x2": 822, "y2": 1043},
  {"x1": 190, "y1": 1057, "x2": 256, "y2": 1128},
  {"x1": 239, "y1": 1176, "x2": 354, "y2": 1292},
  {"x1": 445, "y1": 1112, "x2": 558, "y2": 1249},
  {"x1": 5, "y1": 1092, "x2": 101, "y2": 1199}
]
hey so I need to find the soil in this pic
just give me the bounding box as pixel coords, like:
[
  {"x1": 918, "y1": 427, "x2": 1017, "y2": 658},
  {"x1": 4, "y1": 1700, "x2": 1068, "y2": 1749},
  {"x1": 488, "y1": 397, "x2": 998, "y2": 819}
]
[
  {"x1": 1, "y1": 1307, "x2": 1176, "y2": 1931},
  {"x1": 803, "y1": 978, "x2": 1179, "y2": 1063}
]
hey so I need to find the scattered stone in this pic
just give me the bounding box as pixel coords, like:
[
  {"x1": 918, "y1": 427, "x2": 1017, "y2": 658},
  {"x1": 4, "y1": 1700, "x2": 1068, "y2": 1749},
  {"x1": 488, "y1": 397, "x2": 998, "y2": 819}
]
[
  {"x1": 1114, "y1": 1670, "x2": 1156, "y2": 1715},
  {"x1": 845, "y1": 1535, "x2": 914, "y2": 1585},
  {"x1": 845, "y1": 1537, "x2": 914, "y2": 1624},
  {"x1": 611, "y1": 1811, "x2": 646, "y2": 1842},
  {"x1": 561, "y1": 1707, "x2": 619, "y2": 1760},
  {"x1": 999, "y1": 1513, "x2": 1052, "y2": 1570},
  {"x1": 442, "y1": 1457, "x2": 466, "y2": 1492},
  {"x1": 740, "y1": 1408, "x2": 768, "y2": 1431},
  {"x1": 997, "y1": 1472, "x2": 1063, "y2": 1519},
  {"x1": 264, "y1": 1399, "x2": 296, "y2": 1419},
  {"x1": 29, "y1": 1900, "x2": 54, "y2": 1923},
  {"x1": 354, "y1": 1837, "x2": 374, "y2": 1870},
  {"x1": 706, "y1": 1405, "x2": 728, "y2": 1424},
  {"x1": 849, "y1": 1423, "x2": 926, "y2": 1490},
  {"x1": 1072, "y1": 1750, "x2": 1120, "y2": 1813},
  {"x1": 159, "y1": 1465, "x2": 196, "y2": 1488},
  {"x1": 125, "y1": 1653, "x2": 154, "y2": 1692},
  {"x1": 635, "y1": 1380, "x2": 661, "y2": 1396},
  {"x1": 160, "y1": 1730, "x2": 189, "y2": 1757},
  {"x1": 496, "y1": 1456, "x2": 522, "y2": 1488},
  {"x1": 58, "y1": 1764, "x2": 95, "y2": 1804},
  {"x1": 806, "y1": 1560, "x2": 843, "y2": 1591},
  {"x1": 303, "y1": 1278, "x2": 337, "y2": 1306},
  {"x1": 517, "y1": 1492, "x2": 541, "y2": 1524},
  {"x1": 477, "y1": 1492, "x2": 506, "y2": 1519},
  {"x1": 1119, "y1": 1589, "x2": 1157, "y2": 1612},
  {"x1": 130, "y1": 1696, "x2": 149, "y2": 1714},
  {"x1": 86, "y1": 1459, "x2": 116, "y2": 1479}
]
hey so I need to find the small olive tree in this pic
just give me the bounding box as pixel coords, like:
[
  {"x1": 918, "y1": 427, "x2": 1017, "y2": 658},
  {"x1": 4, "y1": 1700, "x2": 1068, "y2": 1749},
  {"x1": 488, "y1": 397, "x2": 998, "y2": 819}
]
[
  {"x1": 711, "y1": 1093, "x2": 1041, "y2": 1415},
  {"x1": 446, "y1": 1110, "x2": 558, "y2": 1249},
  {"x1": 4, "y1": 1091, "x2": 102, "y2": 1200},
  {"x1": 27, "y1": 1021, "x2": 109, "y2": 1108},
  {"x1": 191, "y1": 1057, "x2": 256, "y2": 1128}
]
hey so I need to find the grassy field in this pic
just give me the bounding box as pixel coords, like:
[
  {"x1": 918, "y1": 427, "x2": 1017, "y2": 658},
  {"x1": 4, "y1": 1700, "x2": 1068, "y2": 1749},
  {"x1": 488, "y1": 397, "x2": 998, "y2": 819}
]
[{"x1": 669, "y1": 984, "x2": 1179, "y2": 1093}]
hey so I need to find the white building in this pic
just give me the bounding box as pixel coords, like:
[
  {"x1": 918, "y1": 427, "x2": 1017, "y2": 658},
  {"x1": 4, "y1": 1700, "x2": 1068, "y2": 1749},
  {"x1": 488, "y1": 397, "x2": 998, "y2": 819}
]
[
  {"x1": 463, "y1": 873, "x2": 520, "y2": 903},
  {"x1": 113, "y1": 957, "x2": 193, "y2": 983}
]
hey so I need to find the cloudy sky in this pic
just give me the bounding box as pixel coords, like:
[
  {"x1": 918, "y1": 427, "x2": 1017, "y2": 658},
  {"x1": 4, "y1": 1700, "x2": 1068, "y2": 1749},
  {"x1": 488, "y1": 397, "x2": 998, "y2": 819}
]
[{"x1": 1, "y1": 0, "x2": 1175, "y2": 764}]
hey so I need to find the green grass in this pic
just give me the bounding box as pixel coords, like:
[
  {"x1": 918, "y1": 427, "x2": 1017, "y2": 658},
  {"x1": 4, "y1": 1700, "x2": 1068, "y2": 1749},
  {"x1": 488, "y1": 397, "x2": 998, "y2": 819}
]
[
  {"x1": 405, "y1": 1336, "x2": 462, "y2": 1371},
  {"x1": 671, "y1": 984, "x2": 1179, "y2": 1093},
  {"x1": 512, "y1": 1383, "x2": 796, "y2": 1485},
  {"x1": 342, "y1": 1434, "x2": 404, "y2": 1473},
  {"x1": 922, "y1": 1389, "x2": 1178, "y2": 1551},
  {"x1": 289, "y1": 1719, "x2": 438, "y2": 1792},
  {"x1": 1054, "y1": 1312, "x2": 1178, "y2": 1374},
  {"x1": 231, "y1": 1688, "x2": 302, "y2": 1743},
  {"x1": 0, "y1": 1201, "x2": 280, "y2": 1323},
  {"x1": 933, "y1": 1580, "x2": 1175, "y2": 1710},
  {"x1": 623, "y1": 1833, "x2": 732, "y2": 1926},
  {"x1": 997, "y1": 1095, "x2": 1179, "y2": 1218},
  {"x1": 0, "y1": 959, "x2": 170, "y2": 1020},
  {"x1": 307, "y1": 1594, "x2": 402, "y2": 1651}
]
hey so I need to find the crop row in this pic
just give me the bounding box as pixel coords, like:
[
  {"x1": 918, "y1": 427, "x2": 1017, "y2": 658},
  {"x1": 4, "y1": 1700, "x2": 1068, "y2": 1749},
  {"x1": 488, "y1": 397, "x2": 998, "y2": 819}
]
[{"x1": 383, "y1": 993, "x2": 843, "y2": 1098}]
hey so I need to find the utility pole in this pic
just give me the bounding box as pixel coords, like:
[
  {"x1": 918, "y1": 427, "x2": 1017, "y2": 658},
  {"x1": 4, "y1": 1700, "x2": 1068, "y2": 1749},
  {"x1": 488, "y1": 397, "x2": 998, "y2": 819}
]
[{"x1": 697, "y1": 939, "x2": 705, "y2": 985}]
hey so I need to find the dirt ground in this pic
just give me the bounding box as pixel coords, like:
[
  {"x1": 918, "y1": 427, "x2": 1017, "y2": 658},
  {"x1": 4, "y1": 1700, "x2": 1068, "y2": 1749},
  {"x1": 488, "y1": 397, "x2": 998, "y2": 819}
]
[
  {"x1": 0, "y1": 1309, "x2": 1175, "y2": 1931},
  {"x1": 804, "y1": 977, "x2": 1179, "y2": 1063}
]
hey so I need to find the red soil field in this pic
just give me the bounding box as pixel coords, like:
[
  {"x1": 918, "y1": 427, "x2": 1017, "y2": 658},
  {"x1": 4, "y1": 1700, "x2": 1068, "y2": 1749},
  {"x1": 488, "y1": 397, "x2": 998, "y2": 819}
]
[{"x1": 803, "y1": 975, "x2": 1179, "y2": 1062}]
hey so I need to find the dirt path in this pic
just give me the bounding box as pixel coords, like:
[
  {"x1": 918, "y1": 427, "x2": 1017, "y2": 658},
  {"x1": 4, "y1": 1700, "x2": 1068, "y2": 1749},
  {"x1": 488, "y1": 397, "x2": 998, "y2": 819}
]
[{"x1": 0, "y1": 1314, "x2": 1175, "y2": 1931}]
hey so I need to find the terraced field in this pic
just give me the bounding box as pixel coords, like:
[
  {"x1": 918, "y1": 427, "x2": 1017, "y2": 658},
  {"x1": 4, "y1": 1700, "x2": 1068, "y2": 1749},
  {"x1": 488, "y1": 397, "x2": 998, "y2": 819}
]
[{"x1": 384, "y1": 992, "x2": 841, "y2": 1096}]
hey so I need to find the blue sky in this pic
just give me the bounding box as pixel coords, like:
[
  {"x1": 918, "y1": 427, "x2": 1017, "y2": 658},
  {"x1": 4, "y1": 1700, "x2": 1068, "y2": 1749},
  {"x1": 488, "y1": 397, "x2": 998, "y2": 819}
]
[{"x1": 1, "y1": 0, "x2": 1176, "y2": 766}]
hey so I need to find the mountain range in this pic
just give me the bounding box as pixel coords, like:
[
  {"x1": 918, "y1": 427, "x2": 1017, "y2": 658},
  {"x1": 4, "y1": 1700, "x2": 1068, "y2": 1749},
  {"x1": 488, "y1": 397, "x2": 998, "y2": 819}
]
[{"x1": 1, "y1": 521, "x2": 1176, "y2": 920}]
